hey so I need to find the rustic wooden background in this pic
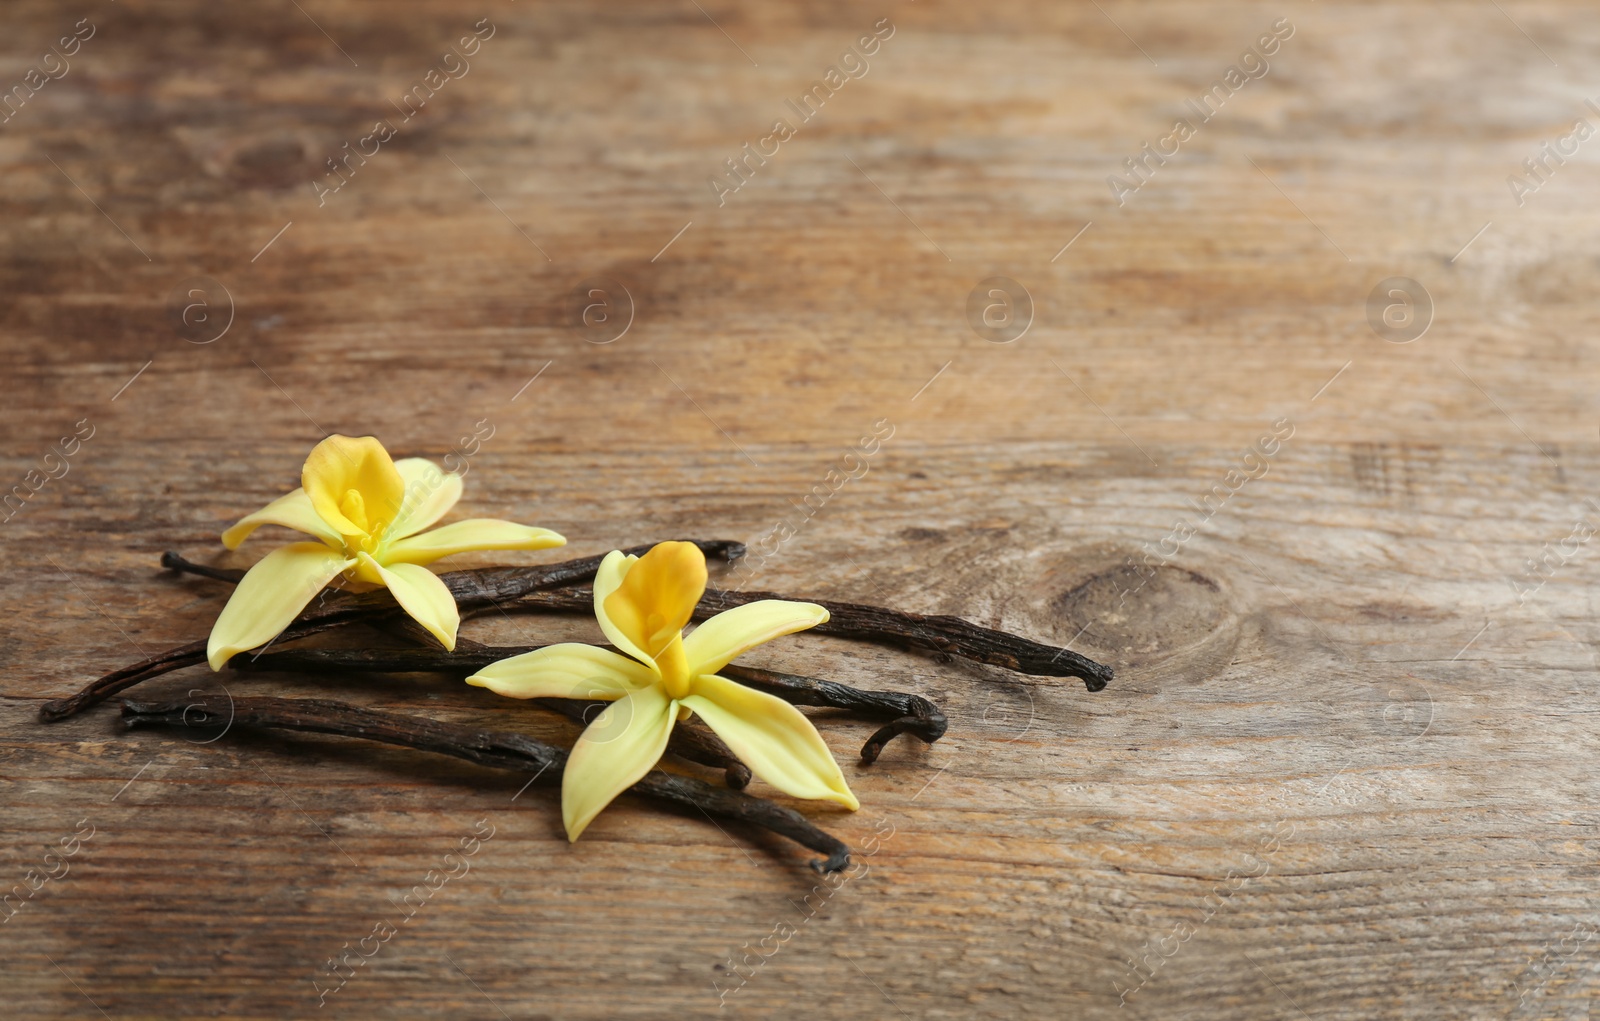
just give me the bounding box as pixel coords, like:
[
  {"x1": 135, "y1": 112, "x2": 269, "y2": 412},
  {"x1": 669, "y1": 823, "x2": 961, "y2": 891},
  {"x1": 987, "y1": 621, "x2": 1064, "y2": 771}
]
[{"x1": 3, "y1": 1, "x2": 1598, "y2": 1018}]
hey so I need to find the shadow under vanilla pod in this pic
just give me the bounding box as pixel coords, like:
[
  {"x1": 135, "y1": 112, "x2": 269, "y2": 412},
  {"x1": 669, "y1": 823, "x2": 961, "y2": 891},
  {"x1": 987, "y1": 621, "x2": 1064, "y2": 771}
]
[
  {"x1": 45, "y1": 540, "x2": 1111, "y2": 869},
  {"x1": 120, "y1": 694, "x2": 854, "y2": 873}
]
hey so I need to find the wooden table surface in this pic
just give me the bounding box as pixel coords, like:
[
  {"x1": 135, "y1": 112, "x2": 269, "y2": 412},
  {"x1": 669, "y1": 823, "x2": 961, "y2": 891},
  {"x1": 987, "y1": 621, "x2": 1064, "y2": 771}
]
[{"x1": 4, "y1": 1, "x2": 1598, "y2": 1018}]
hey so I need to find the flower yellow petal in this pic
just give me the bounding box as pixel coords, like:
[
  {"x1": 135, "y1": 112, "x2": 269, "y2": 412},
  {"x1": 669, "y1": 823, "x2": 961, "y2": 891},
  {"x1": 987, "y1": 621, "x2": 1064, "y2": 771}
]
[
  {"x1": 384, "y1": 519, "x2": 566, "y2": 567},
  {"x1": 302, "y1": 435, "x2": 405, "y2": 538},
  {"x1": 220, "y1": 487, "x2": 341, "y2": 550},
  {"x1": 207, "y1": 543, "x2": 354, "y2": 670},
  {"x1": 358, "y1": 553, "x2": 460, "y2": 651},
  {"x1": 681, "y1": 673, "x2": 859, "y2": 810},
  {"x1": 682, "y1": 599, "x2": 830, "y2": 676},
  {"x1": 562, "y1": 684, "x2": 676, "y2": 841},
  {"x1": 466, "y1": 643, "x2": 654, "y2": 700},
  {"x1": 601, "y1": 541, "x2": 707, "y2": 661},
  {"x1": 388, "y1": 457, "x2": 463, "y2": 539},
  {"x1": 592, "y1": 550, "x2": 653, "y2": 669}
]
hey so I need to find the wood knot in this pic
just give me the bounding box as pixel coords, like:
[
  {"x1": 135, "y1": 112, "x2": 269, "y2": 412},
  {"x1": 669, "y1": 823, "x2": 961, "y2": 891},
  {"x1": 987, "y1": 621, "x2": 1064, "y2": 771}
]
[{"x1": 1051, "y1": 561, "x2": 1232, "y2": 670}]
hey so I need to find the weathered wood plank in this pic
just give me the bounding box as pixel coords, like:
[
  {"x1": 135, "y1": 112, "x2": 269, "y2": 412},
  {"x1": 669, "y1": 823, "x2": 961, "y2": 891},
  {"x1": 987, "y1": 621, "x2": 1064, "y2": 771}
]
[{"x1": 4, "y1": 1, "x2": 1600, "y2": 1019}]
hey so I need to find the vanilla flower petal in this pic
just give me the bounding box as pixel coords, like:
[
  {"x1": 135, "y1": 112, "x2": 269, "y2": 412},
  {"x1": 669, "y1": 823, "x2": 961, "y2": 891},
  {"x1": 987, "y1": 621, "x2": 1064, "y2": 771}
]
[
  {"x1": 602, "y1": 540, "x2": 707, "y2": 660},
  {"x1": 683, "y1": 599, "x2": 831, "y2": 677},
  {"x1": 389, "y1": 457, "x2": 463, "y2": 539},
  {"x1": 207, "y1": 543, "x2": 354, "y2": 670},
  {"x1": 562, "y1": 684, "x2": 676, "y2": 841},
  {"x1": 466, "y1": 643, "x2": 654, "y2": 700},
  {"x1": 591, "y1": 551, "x2": 654, "y2": 669},
  {"x1": 681, "y1": 673, "x2": 859, "y2": 810},
  {"x1": 220, "y1": 488, "x2": 340, "y2": 549},
  {"x1": 469, "y1": 540, "x2": 855, "y2": 840},
  {"x1": 303, "y1": 435, "x2": 406, "y2": 537},
  {"x1": 208, "y1": 434, "x2": 565, "y2": 670},
  {"x1": 384, "y1": 520, "x2": 566, "y2": 567},
  {"x1": 357, "y1": 553, "x2": 460, "y2": 651}
]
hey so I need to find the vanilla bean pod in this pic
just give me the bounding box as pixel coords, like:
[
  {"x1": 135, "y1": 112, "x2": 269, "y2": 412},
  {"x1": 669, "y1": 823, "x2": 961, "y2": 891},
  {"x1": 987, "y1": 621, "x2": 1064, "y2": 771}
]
[
  {"x1": 498, "y1": 585, "x2": 1113, "y2": 688},
  {"x1": 37, "y1": 540, "x2": 744, "y2": 722},
  {"x1": 235, "y1": 644, "x2": 946, "y2": 765},
  {"x1": 158, "y1": 555, "x2": 245, "y2": 583},
  {"x1": 158, "y1": 552, "x2": 1110, "y2": 687},
  {"x1": 334, "y1": 625, "x2": 752, "y2": 788},
  {"x1": 119, "y1": 694, "x2": 848, "y2": 872},
  {"x1": 538, "y1": 696, "x2": 752, "y2": 789},
  {"x1": 163, "y1": 541, "x2": 747, "y2": 609},
  {"x1": 722, "y1": 664, "x2": 947, "y2": 765}
]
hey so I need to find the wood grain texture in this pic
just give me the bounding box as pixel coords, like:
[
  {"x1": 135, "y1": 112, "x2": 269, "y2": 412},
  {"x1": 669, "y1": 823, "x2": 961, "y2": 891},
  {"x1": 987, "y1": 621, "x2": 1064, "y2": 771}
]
[{"x1": 4, "y1": 1, "x2": 1600, "y2": 1018}]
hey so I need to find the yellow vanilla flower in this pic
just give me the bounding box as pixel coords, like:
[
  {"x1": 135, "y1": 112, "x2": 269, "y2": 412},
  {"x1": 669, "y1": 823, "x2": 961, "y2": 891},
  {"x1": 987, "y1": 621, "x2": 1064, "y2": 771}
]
[
  {"x1": 467, "y1": 540, "x2": 858, "y2": 840},
  {"x1": 207, "y1": 434, "x2": 565, "y2": 670}
]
